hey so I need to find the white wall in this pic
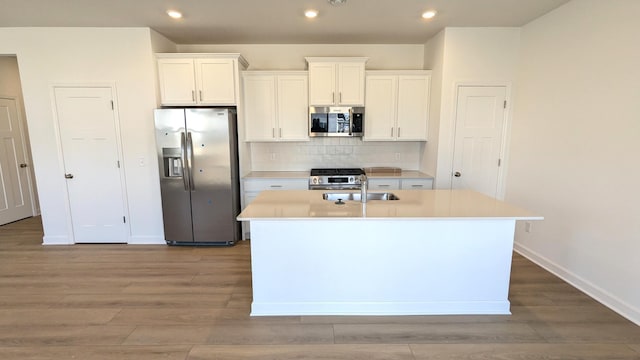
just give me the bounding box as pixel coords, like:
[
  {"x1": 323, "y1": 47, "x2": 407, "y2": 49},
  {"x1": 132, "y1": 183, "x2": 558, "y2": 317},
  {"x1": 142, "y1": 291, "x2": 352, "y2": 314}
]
[
  {"x1": 508, "y1": 0, "x2": 640, "y2": 325},
  {"x1": 421, "y1": 30, "x2": 445, "y2": 177},
  {"x1": 0, "y1": 56, "x2": 39, "y2": 214},
  {"x1": 431, "y1": 28, "x2": 521, "y2": 190},
  {"x1": 0, "y1": 28, "x2": 164, "y2": 245}
]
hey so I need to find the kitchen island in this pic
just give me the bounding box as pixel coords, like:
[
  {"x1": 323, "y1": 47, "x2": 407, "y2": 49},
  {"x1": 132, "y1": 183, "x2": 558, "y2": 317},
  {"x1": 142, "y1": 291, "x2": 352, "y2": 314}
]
[{"x1": 237, "y1": 189, "x2": 542, "y2": 316}]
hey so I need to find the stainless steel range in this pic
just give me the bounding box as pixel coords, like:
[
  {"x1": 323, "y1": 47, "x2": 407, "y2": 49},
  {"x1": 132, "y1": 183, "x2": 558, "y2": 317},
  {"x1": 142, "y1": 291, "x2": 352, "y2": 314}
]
[{"x1": 309, "y1": 168, "x2": 366, "y2": 190}]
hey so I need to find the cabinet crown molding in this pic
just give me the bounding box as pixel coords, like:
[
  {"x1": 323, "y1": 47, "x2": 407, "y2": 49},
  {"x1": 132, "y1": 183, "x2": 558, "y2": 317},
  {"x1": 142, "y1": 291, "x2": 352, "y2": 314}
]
[
  {"x1": 305, "y1": 57, "x2": 369, "y2": 64},
  {"x1": 156, "y1": 53, "x2": 249, "y2": 69}
]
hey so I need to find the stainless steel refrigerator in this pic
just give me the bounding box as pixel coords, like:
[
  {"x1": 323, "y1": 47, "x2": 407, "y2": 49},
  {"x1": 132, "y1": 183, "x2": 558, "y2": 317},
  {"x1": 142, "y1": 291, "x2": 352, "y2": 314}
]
[{"x1": 154, "y1": 108, "x2": 240, "y2": 245}]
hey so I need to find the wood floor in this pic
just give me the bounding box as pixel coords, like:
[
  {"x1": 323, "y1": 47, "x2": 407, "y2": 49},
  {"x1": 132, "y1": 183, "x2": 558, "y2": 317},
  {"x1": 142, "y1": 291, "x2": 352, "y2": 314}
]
[{"x1": 0, "y1": 217, "x2": 639, "y2": 359}]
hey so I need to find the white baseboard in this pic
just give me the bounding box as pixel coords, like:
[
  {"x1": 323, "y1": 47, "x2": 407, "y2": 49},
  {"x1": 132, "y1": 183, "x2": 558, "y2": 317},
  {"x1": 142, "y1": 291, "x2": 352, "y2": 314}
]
[
  {"x1": 128, "y1": 235, "x2": 166, "y2": 245},
  {"x1": 251, "y1": 301, "x2": 511, "y2": 316},
  {"x1": 42, "y1": 235, "x2": 73, "y2": 245},
  {"x1": 514, "y1": 241, "x2": 640, "y2": 326}
]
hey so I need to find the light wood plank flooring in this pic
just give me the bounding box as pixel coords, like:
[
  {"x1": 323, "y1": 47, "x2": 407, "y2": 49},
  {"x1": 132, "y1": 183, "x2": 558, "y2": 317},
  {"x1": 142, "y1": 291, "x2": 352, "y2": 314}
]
[{"x1": 1, "y1": 216, "x2": 639, "y2": 359}]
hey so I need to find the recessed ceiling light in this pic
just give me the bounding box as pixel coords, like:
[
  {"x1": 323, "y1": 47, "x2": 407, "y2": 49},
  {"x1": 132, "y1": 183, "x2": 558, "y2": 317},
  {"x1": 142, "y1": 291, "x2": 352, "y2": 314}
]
[
  {"x1": 422, "y1": 10, "x2": 437, "y2": 19},
  {"x1": 305, "y1": 9, "x2": 319, "y2": 18},
  {"x1": 167, "y1": 10, "x2": 183, "y2": 19}
]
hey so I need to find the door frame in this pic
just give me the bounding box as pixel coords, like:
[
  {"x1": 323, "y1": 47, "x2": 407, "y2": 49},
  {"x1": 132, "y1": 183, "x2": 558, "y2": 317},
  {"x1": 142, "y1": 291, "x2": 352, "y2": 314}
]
[
  {"x1": 0, "y1": 95, "x2": 38, "y2": 218},
  {"x1": 50, "y1": 83, "x2": 131, "y2": 244},
  {"x1": 449, "y1": 81, "x2": 513, "y2": 200}
]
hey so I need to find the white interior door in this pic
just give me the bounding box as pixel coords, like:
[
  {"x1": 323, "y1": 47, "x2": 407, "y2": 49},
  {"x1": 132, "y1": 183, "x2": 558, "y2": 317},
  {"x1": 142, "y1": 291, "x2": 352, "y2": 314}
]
[
  {"x1": 54, "y1": 86, "x2": 127, "y2": 243},
  {"x1": 0, "y1": 97, "x2": 34, "y2": 224},
  {"x1": 451, "y1": 86, "x2": 507, "y2": 198}
]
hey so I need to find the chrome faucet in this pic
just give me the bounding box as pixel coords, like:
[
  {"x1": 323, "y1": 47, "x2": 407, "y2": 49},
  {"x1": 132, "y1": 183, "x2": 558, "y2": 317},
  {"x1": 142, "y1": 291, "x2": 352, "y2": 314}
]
[{"x1": 360, "y1": 174, "x2": 368, "y2": 203}]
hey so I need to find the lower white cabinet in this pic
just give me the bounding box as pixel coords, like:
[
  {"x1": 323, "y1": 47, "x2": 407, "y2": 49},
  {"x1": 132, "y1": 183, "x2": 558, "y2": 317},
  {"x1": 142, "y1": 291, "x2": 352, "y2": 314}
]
[
  {"x1": 401, "y1": 178, "x2": 434, "y2": 190},
  {"x1": 368, "y1": 177, "x2": 433, "y2": 190},
  {"x1": 368, "y1": 179, "x2": 401, "y2": 190},
  {"x1": 243, "y1": 178, "x2": 308, "y2": 208}
]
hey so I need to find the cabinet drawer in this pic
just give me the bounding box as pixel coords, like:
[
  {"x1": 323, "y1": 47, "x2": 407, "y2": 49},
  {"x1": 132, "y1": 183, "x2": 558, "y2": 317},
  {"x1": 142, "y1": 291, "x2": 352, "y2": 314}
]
[
  {"x1": 243, "y1": 179, "x2": 308, "y2": 192},
  {"x1": 368, "y1": 179, "x2": 400, "y2": 190},
  {"x1": 401, "y1": 179, "x2": 433, "y2": 190}
]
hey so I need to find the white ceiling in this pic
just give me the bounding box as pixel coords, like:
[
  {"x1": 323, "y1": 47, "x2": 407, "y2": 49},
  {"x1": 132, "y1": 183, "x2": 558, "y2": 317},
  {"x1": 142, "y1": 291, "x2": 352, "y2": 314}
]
[{"x1": 0, "y1": 0, "x2": 571, "y2": 44}]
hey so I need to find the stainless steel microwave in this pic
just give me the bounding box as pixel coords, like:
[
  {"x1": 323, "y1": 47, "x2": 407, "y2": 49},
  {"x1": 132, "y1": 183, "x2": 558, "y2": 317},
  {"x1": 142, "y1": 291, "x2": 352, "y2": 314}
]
[{"x1": 309, "y1": 106, "x2": 364, "y2": 137}]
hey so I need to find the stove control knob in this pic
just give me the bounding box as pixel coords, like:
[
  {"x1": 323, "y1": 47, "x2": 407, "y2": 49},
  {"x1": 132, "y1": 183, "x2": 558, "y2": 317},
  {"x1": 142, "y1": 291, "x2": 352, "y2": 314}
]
[
  {"x1": 312, "y1": 177, "x2": 318, "y2": 184},
  {"x1": 349, "y1": 176, "x2": 354, "y2": 183}
]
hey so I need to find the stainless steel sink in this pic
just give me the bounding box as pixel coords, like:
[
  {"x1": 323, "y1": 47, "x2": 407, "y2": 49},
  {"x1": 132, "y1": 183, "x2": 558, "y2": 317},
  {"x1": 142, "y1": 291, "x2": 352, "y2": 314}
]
[{"x1": 323, "y1": 192, "x2": 399, "y2": 202}]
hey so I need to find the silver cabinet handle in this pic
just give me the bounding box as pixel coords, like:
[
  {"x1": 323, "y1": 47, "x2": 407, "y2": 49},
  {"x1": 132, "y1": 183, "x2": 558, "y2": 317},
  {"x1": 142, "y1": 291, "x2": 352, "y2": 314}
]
[
  {"x1": 454, "y1": 172, "x2": 462, "y2": 177},
  {"x1": 64, "y1": 173, "x2": 74, "y2": 179},
  {"x1": 19, "y1": 163, "x2": 27, "y2": 168},
  {"x1": 391, "y1": 128, "x2": 394, "y2": 137},
  {"x1": 272, "y1": 128, "x2": 275, "y2": 138},
  {"x1": 332, "y1": 92, "x2": 335, "y2": 104},
  {"x1": 270, "y1": 185, "x2": 283, "y2": 188},
  {"x1": 279, "y1": 128, "x2": 282, "y2": 138},
  {"x1": 191, "y1": 90, "x2": 195, "y2": 102},
  {"x1": 199, "y1": 90, "x2": 203, "y2": 102},
  {"x1": 398, "y1": 127, "x2": 401, "y2": 138},
  {"x1": 339, "y1": 92, "x2": 342, "y2": 103},
  {"x1": 411, "y1": 185, "x2": 423, "y2": 188}
]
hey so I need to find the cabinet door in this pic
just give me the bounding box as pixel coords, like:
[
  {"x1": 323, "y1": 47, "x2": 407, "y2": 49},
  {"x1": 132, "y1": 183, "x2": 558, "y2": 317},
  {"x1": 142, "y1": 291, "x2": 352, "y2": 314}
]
[
  {"x1": 338, "y1": 62, "x2": 365, "y2": 105},
  {"x1": 364, "y1": 75, "x2": 397, "y2": 141},
  {"x1": 195, "y1": 58, "x2": 236, "y2": 105},
  {"x1": 277, "y1": 75, "x2": 309, "y2": 141},
  {"x1": 368, "y1": 178, "x2": 401, "y2": 190},
  {"x1": 243, "y1": 75, "x2": 277, "y2": 141},
  {"x1": 157, "y1": 58, "x2": 197, "y2": 105},
  {"x1": 401, "y1": 178, "x2": 433, "y2": 190},
  {"x1": 308, "y1": 63, "x2": 336, "y2": 106},
  {"x1": 396, "y1": 75, "x2": 430, "y2": 141}
]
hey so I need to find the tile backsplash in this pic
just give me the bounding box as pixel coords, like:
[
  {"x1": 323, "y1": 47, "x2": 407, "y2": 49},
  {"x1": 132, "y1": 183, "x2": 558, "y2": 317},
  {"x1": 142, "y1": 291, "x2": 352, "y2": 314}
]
[{"x1": 250, "y1": 138, "x2": 421, "y2": 171}]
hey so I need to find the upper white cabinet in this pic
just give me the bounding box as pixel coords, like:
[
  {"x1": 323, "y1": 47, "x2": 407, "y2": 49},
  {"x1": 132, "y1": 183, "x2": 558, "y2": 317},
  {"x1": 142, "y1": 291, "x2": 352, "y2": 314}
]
[
  {"x1": 243, "y1": 71, "x2": 309, "y2": 142},
  {"x1": 306, "y1": 57, "x2": 368, "y2": 106},
  {"x1": 364, "y1": 71, "x2": 431, "y2": 141},
  {"x1": 156, "y1": 53, "x2": 248, "y2": 106}
]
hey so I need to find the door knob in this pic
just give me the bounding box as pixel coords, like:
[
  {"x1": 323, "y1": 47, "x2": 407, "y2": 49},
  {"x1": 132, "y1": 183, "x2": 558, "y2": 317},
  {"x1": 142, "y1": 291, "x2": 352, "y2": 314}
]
[
  {"x1": 454, "y1": 172, "x2": 461, "y2": 177},
  {"x1": 19, "y1": 163, "x2": 28, "y2": 168},
  {"x1": 65, "y1": 174, "x2": 74, "y2": 179}
]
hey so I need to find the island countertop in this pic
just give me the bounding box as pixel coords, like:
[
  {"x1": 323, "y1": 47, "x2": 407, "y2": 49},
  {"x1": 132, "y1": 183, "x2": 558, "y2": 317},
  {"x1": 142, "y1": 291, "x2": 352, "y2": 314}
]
[{"x1": 237, "y1": 189, "x2": 541, "y2": 221}]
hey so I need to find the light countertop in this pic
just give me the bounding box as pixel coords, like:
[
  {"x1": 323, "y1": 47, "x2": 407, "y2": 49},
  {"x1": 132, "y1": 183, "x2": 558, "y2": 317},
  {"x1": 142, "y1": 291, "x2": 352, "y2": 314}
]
[{"x1": 237, "y1": 189, "x2": 542, "y2": 221}]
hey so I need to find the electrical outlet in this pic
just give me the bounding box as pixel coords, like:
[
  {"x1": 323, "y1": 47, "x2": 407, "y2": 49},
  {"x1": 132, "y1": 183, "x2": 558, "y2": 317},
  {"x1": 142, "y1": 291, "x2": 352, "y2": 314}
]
[
  {"x1": 524, "y1": 221, "x2": 532, "y2": 233},
  {"x1": 138, "y1": 157, "x2": 145, "y2": 167},
  {"x1": 270, "y1": 153, "x2": 276, "y2": 161}
]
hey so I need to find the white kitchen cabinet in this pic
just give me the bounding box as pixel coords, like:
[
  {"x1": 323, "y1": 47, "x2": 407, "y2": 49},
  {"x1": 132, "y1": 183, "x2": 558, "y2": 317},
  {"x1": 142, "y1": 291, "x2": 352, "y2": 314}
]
[
  {"x1": 243, "y1": 178, "x2": 309, "y2": 208},
  {"x1": 364, "y1": 71, "x2": 431, "y2": 141},
  {"x1": 368, "y1": 178, "x2": 401, "y2": 190},
  {"x1": 156, "y1": 53, "x2": 248, "y2": 106},
  {"x1": 243, "y1": 71, "x2": 309, "y2": 142},
  {"x1": 306, "y1": 57, "x2": 368, "y2": 106},
  {"x1": 401, "y1": 178, "x2": 434, "y2": 190}
]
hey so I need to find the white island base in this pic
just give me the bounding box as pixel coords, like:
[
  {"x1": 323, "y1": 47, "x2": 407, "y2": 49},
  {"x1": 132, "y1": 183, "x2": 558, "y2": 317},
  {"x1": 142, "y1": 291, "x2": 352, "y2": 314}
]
[{"x1": 250, "y1": 218, "x2": 516, "y2": 316}]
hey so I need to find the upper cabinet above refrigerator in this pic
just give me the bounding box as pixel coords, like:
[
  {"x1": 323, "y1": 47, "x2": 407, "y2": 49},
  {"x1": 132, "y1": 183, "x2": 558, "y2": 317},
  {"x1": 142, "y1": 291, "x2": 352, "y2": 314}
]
[
  {"x1": 156, "y1": 53, "x2": 249, "y2": 106},
  {"x1": 306, "y1": 57, "x2": 368, "y2": 107}
]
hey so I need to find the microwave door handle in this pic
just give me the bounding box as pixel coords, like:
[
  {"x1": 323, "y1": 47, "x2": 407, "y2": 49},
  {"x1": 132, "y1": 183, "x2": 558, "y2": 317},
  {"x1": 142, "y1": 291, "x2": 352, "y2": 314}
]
[{"x1": 348, "y1": 108, "x2": 353, "y2": 135}]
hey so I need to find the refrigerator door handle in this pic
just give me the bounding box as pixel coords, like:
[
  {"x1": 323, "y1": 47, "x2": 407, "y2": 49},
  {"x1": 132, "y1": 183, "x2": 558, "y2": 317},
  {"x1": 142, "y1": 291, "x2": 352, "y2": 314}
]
[
  {"x1": 187, "y1": 132, "x2": 195, "y2": 191},
  {"x1": 180, "y1": 132, "x2": 189, "y2": 191}
]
